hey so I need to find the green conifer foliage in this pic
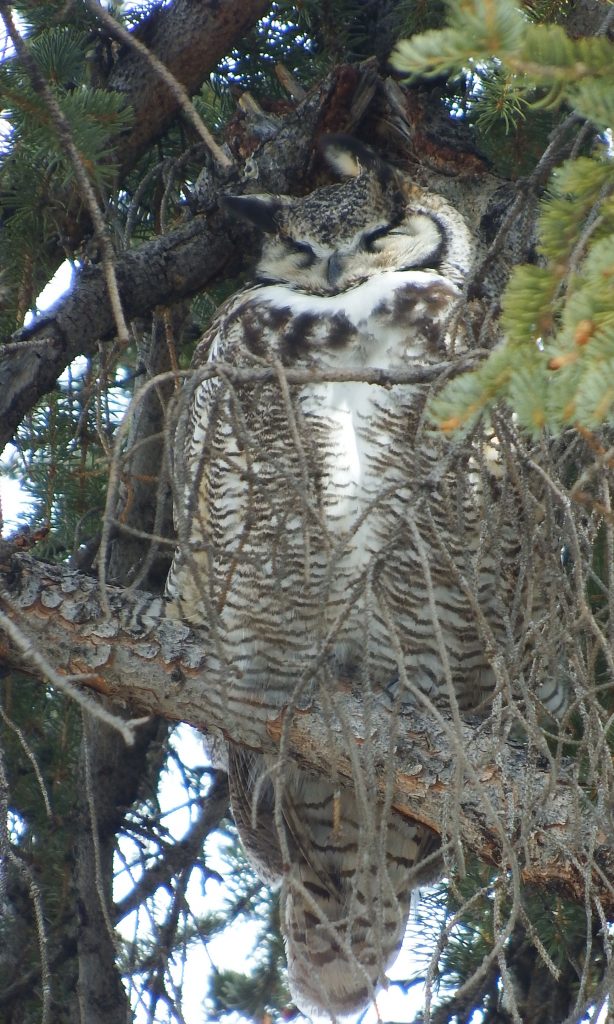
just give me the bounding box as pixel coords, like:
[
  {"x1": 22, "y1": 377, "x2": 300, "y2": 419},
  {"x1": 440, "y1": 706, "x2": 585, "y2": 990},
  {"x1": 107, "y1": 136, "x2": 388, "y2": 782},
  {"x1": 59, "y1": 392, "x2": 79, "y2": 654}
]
[
  {"x1": 392, "y1": 0, "x2": 614, "y2": 433},
  {"x1": 0, "y1": 20, "x2": 132, "y2": 330}
]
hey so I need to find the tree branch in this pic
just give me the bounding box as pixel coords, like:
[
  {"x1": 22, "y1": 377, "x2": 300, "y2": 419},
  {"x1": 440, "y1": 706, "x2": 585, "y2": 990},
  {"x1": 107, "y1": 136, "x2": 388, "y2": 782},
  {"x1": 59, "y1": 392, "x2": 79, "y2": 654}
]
[
  {"x1": 0, "y1": 62, "x2": 378, "y2": 448},
  {"x1": 103, "y1": 0, "x2": 271, "y2": 177},
  {"x1": 0, "y1": 0, "x2": 271, "y2": 319},
  {"x1": 0, "y1": 216, "x2": 232, "y2": 450},
  {"x1": 1, "y1": 545, "x2": 612, "y2": 917},
  {"x1": 114, "y1": 770, "x2": 229, "y2": 921}
]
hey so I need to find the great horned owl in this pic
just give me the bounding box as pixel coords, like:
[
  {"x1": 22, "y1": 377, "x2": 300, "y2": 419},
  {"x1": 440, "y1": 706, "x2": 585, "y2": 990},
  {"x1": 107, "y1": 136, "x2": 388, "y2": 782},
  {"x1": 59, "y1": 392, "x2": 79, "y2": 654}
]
[{"x1": 166, "y1": 137, "x2": 563, "y2": 1018}]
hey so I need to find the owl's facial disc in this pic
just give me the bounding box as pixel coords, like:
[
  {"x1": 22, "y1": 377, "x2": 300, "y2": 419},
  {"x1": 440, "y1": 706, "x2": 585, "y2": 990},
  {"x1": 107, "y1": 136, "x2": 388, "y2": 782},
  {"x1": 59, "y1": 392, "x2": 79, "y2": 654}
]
[
  {"x1": 223, "y1": 155, "x2": 471, "y2": 294},
  {"x1": 255, "y1": 211, "x2": 447, "y2": 295},
  {"x1": 375, "y1": 212, "x2": 445, "y2": 272}
]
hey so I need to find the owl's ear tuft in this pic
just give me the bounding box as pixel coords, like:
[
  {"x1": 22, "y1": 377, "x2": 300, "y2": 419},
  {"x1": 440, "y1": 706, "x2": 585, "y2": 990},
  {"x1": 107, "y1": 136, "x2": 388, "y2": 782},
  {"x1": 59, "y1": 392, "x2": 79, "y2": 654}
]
[
  {"x1": 320, "y1": 135, "x2": 387, "y2": 180},
  {"x1": 222, "y1": 194, "x2": 281, "y2": 234}
]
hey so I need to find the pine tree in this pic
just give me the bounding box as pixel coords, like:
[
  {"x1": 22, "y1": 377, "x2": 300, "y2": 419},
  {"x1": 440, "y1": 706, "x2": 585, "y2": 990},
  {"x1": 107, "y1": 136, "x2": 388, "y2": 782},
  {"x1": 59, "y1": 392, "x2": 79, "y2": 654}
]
[
  {"x1": 0, "y1": 2, "x2": 613, "y2": 1023},
  {"x1": 392, "y1": 0, "x2": 614, "y2": 434}
]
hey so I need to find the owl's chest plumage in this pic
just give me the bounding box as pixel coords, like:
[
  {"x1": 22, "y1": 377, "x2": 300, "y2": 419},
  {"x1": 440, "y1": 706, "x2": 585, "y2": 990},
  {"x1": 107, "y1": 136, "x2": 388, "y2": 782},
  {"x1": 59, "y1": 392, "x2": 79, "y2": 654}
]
[
  {"x1": 224, "y1": 269, "x2": 455, "y2": 486},
  {"x1": 169, "y1": 269, "x2": 497, "y2": 705},
  {"x1": 261, "y1": 274, "x2": 455, "y2": 561}
]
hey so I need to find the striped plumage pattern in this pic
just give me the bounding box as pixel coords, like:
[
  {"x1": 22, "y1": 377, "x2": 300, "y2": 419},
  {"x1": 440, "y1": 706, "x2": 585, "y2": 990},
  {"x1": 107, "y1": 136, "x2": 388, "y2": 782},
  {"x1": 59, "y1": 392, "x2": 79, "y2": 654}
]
[{"x1": 166, "y1": 138, "x2": 565, "y2": 1018}]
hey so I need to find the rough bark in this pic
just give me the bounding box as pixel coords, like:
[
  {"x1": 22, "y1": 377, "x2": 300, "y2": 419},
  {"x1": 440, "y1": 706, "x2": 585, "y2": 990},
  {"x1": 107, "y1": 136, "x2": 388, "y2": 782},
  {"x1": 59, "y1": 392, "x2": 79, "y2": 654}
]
[
  {"x1": 1, "y1": 545, "x2": 613, "y2": 919},
  {"x1": 72, "y1": 299, "x2": 181, "y2": 1022},
  {"x1": 101, "y1": 0, "x2": 271, "y2": 176},
  {"x1": 0, "y1": 1, "x2": 270, "y2": 243},
  {"x1": 0, "y1": 63, "x2": 394, "y2": 449},
  {"x1": 74, "y1": 715, "x2": 152, "y2": 1024}
]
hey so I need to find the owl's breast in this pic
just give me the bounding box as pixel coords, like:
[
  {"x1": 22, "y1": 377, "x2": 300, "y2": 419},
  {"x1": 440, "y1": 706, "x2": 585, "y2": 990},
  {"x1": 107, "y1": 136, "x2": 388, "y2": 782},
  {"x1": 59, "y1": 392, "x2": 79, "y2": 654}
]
[
  {"x1": 249, "y1": 269, "x2": 461, "y2": 367},
  {"x1": 255, "y1": 271, "x2": 460, "y2": 518},
  {"x1": 173, "y1": 268, "x2": 470, "y2": 693},
  {"x1": 237, "y1": 269, "x2": 461, "y2": 501}
]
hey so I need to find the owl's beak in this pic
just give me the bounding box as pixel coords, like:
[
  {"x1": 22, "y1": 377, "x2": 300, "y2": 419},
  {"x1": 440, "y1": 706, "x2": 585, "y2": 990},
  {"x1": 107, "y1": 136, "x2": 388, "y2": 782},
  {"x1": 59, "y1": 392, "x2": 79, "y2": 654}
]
[{"x1": 326, "y1": 252, "x2": 345, "y2": 288}]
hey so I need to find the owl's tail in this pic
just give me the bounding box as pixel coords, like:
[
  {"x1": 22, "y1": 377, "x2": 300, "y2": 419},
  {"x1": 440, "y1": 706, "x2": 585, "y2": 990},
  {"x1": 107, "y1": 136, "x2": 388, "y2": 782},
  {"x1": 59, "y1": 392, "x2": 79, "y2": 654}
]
[{"x1": 230, "y1": 750, "x2": 440, "y2": 1018}]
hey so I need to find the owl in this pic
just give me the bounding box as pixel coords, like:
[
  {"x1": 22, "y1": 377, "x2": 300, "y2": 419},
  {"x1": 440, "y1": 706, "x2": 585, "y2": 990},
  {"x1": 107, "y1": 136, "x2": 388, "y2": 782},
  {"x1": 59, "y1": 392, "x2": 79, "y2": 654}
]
[{"x1": 166, "y1": 136, "x2": 564, "y2": 1018}]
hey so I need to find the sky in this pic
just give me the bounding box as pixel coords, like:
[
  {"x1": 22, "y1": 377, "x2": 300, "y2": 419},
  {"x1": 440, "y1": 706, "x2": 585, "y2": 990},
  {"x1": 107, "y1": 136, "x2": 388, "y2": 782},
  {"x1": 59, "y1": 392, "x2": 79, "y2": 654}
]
[{"x1": 1, "y1": 261, "x2": 74, "y2": 533}]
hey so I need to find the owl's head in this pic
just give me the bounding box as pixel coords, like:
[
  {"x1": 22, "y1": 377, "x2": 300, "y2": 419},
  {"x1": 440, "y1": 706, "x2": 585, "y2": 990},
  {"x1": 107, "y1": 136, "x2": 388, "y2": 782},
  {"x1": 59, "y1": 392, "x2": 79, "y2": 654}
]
[{"x1": 224, "y1": 136, "x2": 474, "y2": 296}]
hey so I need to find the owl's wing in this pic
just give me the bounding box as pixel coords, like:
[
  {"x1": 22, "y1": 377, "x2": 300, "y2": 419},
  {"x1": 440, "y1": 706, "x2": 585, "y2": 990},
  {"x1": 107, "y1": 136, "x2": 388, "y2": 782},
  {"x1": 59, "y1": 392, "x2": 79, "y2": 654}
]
[
  {"x1": 165, "y1": 288, "x2": 255, "y2": 620},
  {"x1": 227, "y1": 746, "x2": 284, "y2": 883}
]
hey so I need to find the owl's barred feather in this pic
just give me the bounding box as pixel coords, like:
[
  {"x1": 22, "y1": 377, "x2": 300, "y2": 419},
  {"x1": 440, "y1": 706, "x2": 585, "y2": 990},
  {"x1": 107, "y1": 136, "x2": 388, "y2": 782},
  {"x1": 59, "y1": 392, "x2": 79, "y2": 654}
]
[{"x1": 166, "y1": 137, "x2": 565, "y2": 1018}]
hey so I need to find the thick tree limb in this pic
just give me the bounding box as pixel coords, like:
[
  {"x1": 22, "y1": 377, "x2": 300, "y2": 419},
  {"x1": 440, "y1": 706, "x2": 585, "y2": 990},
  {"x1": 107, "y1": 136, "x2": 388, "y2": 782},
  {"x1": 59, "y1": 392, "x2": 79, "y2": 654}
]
[
  {"x1": 0, "y1": 63, "x2": 379, "y2": 449},
  {"x1": 103, "y1": 0, "x2": 271, "y2": 177},
  {"x1": 0, "y1": 0, "x2": 271, "y2": 322},
  {"x1": 0, "y1": 217, "x2": 232, "y2": 450},
  {"x1": 1, "y1": 546, "x2": 612, "y2": 917}
]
